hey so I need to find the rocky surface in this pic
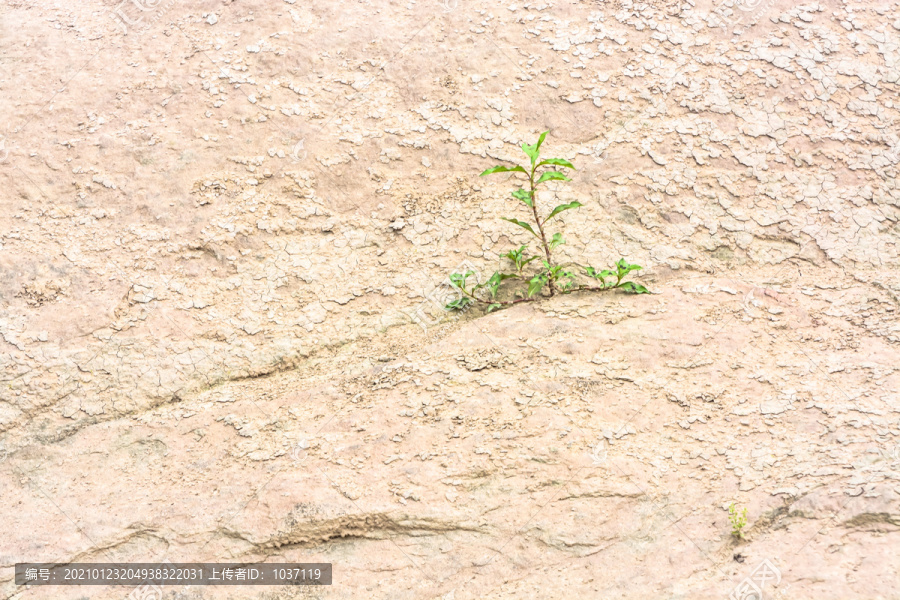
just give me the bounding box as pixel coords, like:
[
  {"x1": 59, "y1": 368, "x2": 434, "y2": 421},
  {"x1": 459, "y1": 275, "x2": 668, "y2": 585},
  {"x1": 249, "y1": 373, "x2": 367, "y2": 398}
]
[{"x1": 0, "y1": 0, "x2": 898, "y2": 598}]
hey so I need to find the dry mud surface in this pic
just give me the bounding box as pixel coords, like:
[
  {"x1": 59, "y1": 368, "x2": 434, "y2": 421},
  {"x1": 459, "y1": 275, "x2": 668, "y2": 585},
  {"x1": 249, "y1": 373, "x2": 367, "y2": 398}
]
[{"x1": 1, "y1": 0, "x2": 900, "y2": 598}]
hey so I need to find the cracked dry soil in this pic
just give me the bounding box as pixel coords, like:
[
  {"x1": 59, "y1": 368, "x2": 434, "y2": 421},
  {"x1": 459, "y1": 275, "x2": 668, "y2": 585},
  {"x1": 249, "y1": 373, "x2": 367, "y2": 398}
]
[{"x1": 1, "y1": 0, "x2": 900, "y2": 598}]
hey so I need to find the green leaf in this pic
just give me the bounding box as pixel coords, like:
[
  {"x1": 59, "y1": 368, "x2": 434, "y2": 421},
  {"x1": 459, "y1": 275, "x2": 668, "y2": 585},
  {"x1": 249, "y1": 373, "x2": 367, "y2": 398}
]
[
  {"x1": 549, "y1": 232, "x2": 565, "y2": 251},
  {"x1": 586, "y1": 267, "x2": 615, "y2": 280},
  {"x1": 545, "y1": 200, "x2": 582, "y2": 222},
  {"x1": 506, "y1": 244, "x2": 526, "y2": 256},
  {"x1": 486, "y1": 303, "x2": 502, "y2": 313},
  {"x1": 480, "y1": 165, "x2": 527, "y2": 176},
  {"x1": 481, "y1": 271, "x2": 517, "y2": 298},
  {"x1": 534, "y1": 130, "x2": 548, "y2": 154},
  {"x1": 445, "y1": 297, "x2": 473, "y2": 310},
  {"x1": 538, "y1": 158, "x2": 576, "y2": 170},
  {"x1": 504, "y1": 245, "x2": 525, "y2": 263},
  {"x1": 511, "y1": 189, "x2": 533, "y2": 207},
  {"x1": 545, "y1": 264, "x2": 573, "y2": 290},
  {"x1": 585, "y1": 267, "x2": 616, "y2": 287},
  {"x1": 521, "y1": 144, "x2": 538, "y2": 164},
  {"x1": 521, "y1": 131, "x2": 548, "y2": 165},
  {"x1": 504, "y1": 245, "x2": 539, "y2": 272},
  {"x1": 449, "y1": 270, "x2": 475, "y2": 289},
  {"x1": 501, "y1": 217, "x2": 538, "y2": 238},
  {"x1": 615, "y1": 259, "x2": 642, "y2": 278},
  {"x1": 617, "y1": 281, "x2": 649, "y2": 294},
  {"x1": 527, "y1": 275, "x2": 545, "y2": 298},
  {"x1": 536, "y1": 171, "x2": 570, "y2": 185},
  {"x1": 559, "y1": 271, "x2": 577, "y2": 291},
  {"x1": 601, "y1": 271, "x2": 617, "y2": 288}
]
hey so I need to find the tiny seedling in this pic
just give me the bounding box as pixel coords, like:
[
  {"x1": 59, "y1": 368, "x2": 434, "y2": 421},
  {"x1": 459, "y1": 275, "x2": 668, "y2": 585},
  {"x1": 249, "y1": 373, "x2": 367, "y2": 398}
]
[
  {"x1": 728, "y1": 503, "x2": 748, "y2": 539},
  {"x1": 444, "y1": 131, "x2": 649, "y2": 314}
]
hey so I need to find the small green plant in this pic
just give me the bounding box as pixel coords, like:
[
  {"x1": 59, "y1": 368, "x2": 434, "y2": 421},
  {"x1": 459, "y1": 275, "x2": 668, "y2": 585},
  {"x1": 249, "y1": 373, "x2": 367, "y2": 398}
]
[
  {"x1": 728, "y1": 503, "x2": 748, "y2": 539},
  {"x1": 444, "y1": 131, "x2": 649, "y2": 313}
]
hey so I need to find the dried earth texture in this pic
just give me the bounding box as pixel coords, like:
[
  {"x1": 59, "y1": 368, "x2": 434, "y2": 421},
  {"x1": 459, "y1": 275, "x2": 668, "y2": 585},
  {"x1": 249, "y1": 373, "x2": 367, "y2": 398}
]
[{"x1": 1, "y1": 0, "x2": 900, "y2": 598}]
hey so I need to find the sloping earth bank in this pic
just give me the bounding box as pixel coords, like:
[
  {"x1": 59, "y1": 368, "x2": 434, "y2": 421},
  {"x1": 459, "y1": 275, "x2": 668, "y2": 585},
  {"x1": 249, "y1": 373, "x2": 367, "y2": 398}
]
[{"x1": 1, "y1": 0, "x2": 899, "y2": 598}]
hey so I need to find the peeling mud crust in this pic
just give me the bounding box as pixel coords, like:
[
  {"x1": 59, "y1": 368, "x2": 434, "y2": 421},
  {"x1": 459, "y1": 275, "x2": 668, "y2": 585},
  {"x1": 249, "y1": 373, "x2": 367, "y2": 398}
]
[{"x1": 1, "y1": 0, "x2": 900, "y2": 599}]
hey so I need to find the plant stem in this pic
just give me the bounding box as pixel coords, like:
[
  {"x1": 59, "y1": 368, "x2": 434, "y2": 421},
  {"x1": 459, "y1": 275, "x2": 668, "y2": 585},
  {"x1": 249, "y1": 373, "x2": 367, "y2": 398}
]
[
  {"x1": 461, "y1": 283, "x2": 619, "y2": 309},
  {"x1": 528, "y1": 167, "x2": 556, "y2": 297},
  {"x1": 469, "y1": 295, "x2": 535, "y2": 307},
  {"x1": 457, "y1": 286, "x2": 527, "y2": 307}
]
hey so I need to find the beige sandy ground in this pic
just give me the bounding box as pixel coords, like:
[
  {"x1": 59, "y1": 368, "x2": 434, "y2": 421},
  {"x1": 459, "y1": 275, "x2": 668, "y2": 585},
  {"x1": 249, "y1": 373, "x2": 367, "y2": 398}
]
[{"x1": 1, "y1": 0, "x2": 899, "y2": 598}]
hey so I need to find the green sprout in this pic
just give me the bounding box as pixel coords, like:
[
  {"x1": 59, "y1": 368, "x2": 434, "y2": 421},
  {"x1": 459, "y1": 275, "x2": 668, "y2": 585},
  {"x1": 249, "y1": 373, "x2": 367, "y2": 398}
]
[
  {"x1": 728, "y1": 503, "x2": 749, "y2": 539},
  {"x1": 444, "y1": 131, "x2": 649, "y2": 313}
]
